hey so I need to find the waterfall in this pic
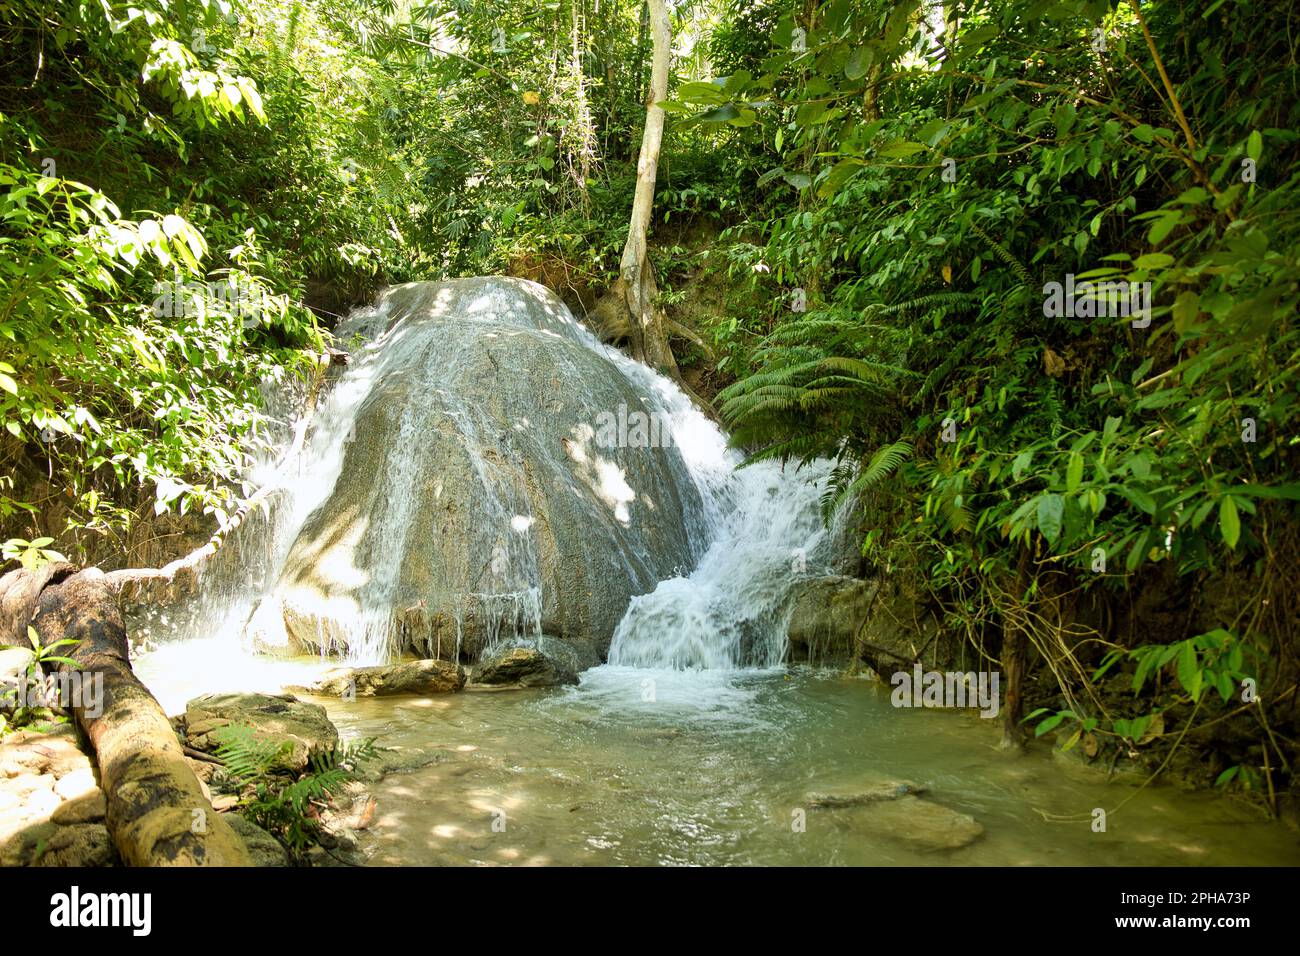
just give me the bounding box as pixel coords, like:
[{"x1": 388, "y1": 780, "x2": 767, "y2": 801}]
[
  {"x1": 607, "y1": 457, "x2": 838, "y2": 670},
  {"x1": 138, "y1": 278, "x2": 838, "y2": 673}
]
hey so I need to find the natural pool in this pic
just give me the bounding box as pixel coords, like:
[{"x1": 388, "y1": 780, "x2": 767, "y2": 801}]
[{"x1": 137, "y1": 645, "x2": 1300, "y2": 867}]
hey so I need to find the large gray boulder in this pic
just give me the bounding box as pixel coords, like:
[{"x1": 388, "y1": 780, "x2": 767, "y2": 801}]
[{"x1": 249, "y1": 278, "x2": 707, "y2": 667}]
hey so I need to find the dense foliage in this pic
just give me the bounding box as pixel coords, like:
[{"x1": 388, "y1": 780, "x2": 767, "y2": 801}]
[
  {"x1": 1, "y1": 0, "x2": 1295, "y2": 805},
  {"x1": 677, "y1": 0, "x2": 1298, "y2": 800}
]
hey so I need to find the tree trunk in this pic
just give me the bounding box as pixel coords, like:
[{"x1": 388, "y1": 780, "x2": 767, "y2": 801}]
[
  {"x1": 1000, "y1": 548, "x2": 1032, "y2": 749},
  {"x1": 5, "y1": 565, "x2": 252, "y2": 865},
  {"x1": 617, "y1": 0, "x2": 672, "y2": 366},
  {"x1": 590, "y1": 0, "x2": 713, "y2": 410}
]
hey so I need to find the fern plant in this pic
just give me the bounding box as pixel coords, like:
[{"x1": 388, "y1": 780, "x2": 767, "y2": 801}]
[
  {"x1": 820, "y1": 441, "x2": 913, "y2": 523},
  {"x1": 212, "y1": 724, "x2": 377, "y2": 858}
]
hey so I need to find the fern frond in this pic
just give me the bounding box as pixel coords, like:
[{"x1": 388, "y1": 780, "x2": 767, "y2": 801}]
[
  {"x1": 213, "y1": 724, "x2": 292, "y2": 782},
  {"x1": 826, "y1": 441, "x2": 913, "y2": 517},
  {"x1": 969, "y1": 222, "x2": 1032, "y2": 287}
]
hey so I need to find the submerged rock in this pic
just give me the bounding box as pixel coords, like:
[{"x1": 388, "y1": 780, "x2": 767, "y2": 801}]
[
  {"x1": 248, "y1": 277, "x2": 709, "y2": 667},
  {"x1": 288, "y1": 659, "x2": 466, "y2": 698},
  {"x1": 183, "y1": 692, "x2": 339, "y2": 773},
  {"x1": 847, "y1": 795, "x2": 984, "y2": 852},
  {"x1": 806, "y1": 779, "x2": 927, "y2": 808}
]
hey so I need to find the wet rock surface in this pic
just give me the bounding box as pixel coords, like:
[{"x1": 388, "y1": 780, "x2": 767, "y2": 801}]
[
  {"x1": 249, "y1": 278, "x2": 708, "y2": 666},
  {"x1": 287, "y1": 659, "x2": 466, "y2": 698},
  {"x1": 471, "y1": 643, "x2": 580, "y2": 687}
]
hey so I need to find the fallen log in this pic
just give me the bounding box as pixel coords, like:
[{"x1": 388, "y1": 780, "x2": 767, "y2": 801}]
[{"x1": 9, "y1": 566, "x2": 252, "y2": 865}]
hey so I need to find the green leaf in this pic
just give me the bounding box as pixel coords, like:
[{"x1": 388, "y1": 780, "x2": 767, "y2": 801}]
[
  {"x1": 1176, "y1": 642, "x2": 1201, "y2": 699},
  {"x1": 1036, "y1": 494, "x2": 1064, "y2": 544},
  {"x1": 876, "y1": 141, "x2": 926, "y2": 158},
  {"x1": 1126, "y1": 529, "x2": 1151, "y2": 572},
  {"x1": 1065, "y1": 452, "x2": 1084, "y2": 493},
  {"x1": 1214, "y1": 766, "x2": 1239, "y2": 787},
  {"x1": 1216, "y1": 671, "x2": 1235, "y2": 703},
  {"x1": 1172, "y1": 290, "x2": 1200, "y2": 331},
  {"x1": 1035, "y1": 713, "x2": 1066, "y2": 737},
  {"x1": 845, "y1": 47, "x2": 872, "y2": 81},
  {"x1": 698, "y1": 104, "x2": 740, "y2": 124},
  {"x1": 1134, "y1": 252, "x2": 1174, "y2": 269},
  {"x1": 1246, "y1": 130, "x2": 1262, "y2": 162},
  {"x1": 1219, "y1": 495, "x2": 1240, "y2": 549},
  {"x1": 1147, "y1": 212, "x2": 1180, "y2": 245}
]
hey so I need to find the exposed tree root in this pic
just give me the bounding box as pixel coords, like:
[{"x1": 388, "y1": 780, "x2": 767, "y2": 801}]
[{"x1": 2, "y1": 566, "x2": 252, "y2": 865}]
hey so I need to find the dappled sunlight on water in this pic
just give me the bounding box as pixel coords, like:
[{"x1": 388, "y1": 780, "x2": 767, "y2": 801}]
[{"x1": 302, "y1": 667, "x2": 1300, "y2": 867}]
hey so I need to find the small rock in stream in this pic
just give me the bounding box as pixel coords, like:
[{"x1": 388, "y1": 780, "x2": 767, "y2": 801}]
[
  {"x1": 287, "y1": 659, "x2": 466, "y2": 698},
  {"x1": 182, "y1": 692, "x2": 339, "y2": 774},
  {"x1": 805, "y1": 779, "x2": 927, "y2": 808}
]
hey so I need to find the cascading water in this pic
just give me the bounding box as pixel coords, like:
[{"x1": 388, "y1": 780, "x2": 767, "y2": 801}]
[
  {"x1": 140, "y1": 277, "x2": 839, "y2": 675},
  {"x1": 607, "y1": 457, "x2": 839, "y2": 670}
]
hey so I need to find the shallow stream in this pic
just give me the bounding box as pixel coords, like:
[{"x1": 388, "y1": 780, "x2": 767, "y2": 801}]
[{"x1": 136, "y1": 647, "x2": 1300, "y2": 866}]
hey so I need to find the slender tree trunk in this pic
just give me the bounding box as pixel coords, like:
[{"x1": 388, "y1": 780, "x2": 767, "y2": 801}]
[
  {"x1": 585, "y1": 0, "x2": 713, "y2": 409},
  {"x1": 569, "y1": 0, "x2": 595, "y2": 211},
  {"x1": 617, "y1": 0, "x2": 671, "y2": 365}
]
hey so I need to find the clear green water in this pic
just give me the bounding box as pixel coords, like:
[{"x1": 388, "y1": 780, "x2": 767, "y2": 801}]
[
  {"x1": 135, "y1": 644, "x2": 1300, "y2": 866},
  {"x1": 318, "y1": 666, "x2": 1299, "y2": 867}
]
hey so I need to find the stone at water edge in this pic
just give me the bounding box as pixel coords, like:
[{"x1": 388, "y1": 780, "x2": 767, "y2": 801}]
[
  {"x1": 225, "y1": 813, "x2": 290, "y2": 867},
  {"x1": 287, "y1": 659, "x2": 466, "y2": 698},
  {"x1": 471, "y1": 644, "x2": 579, "y2": 687},
  {"x1": 33, "y1": 822, "x2": 119, "y2": 867},
  {"x1": 183, "y1": 692, "x2": 339, "y2": 774},
  {"x1": 786, "y1": 575, "x2": 880, "y2": 665},
  {"x1": 0, "y1": 722, "x2": 87, "y2": 780},
  {"x1": 51, "y1": 789, "x2": 106, "y2": 826}
]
